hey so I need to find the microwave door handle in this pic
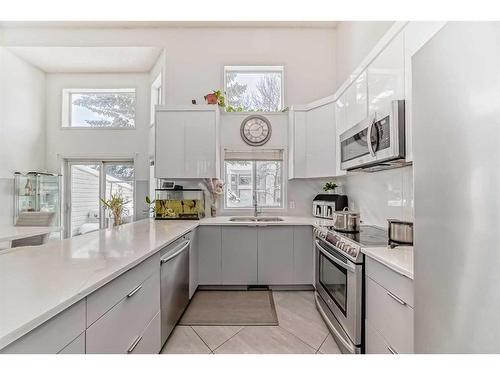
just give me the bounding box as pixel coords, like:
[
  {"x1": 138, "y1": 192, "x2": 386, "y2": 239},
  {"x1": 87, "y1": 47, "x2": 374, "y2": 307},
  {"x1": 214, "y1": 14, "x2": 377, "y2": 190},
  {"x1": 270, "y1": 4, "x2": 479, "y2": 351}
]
[{"x1": 367, "y1": 116, "x2": 376, "y2": 157}]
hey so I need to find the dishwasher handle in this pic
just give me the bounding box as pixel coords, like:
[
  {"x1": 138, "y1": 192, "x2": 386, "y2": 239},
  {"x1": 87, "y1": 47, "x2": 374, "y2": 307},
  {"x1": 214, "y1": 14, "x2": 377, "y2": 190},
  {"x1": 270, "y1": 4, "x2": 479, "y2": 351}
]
[{"x1": 160, "y1": 240, "x2": 190, "y2": 265}]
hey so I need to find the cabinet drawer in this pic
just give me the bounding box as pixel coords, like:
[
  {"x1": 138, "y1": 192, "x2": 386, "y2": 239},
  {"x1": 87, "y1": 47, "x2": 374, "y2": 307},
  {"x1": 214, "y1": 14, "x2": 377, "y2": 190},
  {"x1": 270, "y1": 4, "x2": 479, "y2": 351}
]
[
  {"x1": 58, "y1": 333, "x2": 85, "y2": 354},
  {"x1": 87, "y1": 253, "x2": 159, "y2": 326},
  {"x1": 366, "y1": 276, "x2": 414, "y2": 353},
  {"x1": 365, "y1": 257, "x2": 414, "y2": 307},
  {"x1": 86, "y1": 270, "x2": 160, "y2": 354},
  {"x1": 365, "y1": 320, "x2": 394, "y2": 354},
  {"x1": 1, "y1": 299, "x2": 85, "y2": 354},
  {"x1": 131, "y1": 312, "x2": 161, "y2": 354}
]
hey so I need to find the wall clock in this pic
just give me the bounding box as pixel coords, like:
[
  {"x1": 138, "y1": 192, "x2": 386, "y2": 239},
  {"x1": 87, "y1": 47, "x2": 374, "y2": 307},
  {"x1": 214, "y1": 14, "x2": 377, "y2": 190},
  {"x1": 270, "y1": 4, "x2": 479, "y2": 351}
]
[{"x1": 240, "y1": 115, "x2": 272, "y2": 146}]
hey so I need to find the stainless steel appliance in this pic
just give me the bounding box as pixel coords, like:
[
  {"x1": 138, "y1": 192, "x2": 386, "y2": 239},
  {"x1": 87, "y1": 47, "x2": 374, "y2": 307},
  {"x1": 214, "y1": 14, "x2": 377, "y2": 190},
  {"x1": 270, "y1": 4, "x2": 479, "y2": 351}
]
[
  {"x1": 340, "y1": 100, "x2": 407, "y2": 172},
  {"x1": 331, "y1": 208, "x2": 360, "y2": 233},
  {"x1": 413, "y1": 22, "x2": 500, "y2": 353},
  {"x1": 312, "y1": 194, "x2": 348, "y2": 219},
  {"x1": 160, "y1": 232, "x2": 191, "y2": 346},
  {"x1": 314, "y1": 225, "x2": 387, "y2": 353},
  {"x1": 387, "y1": 219, "x2": 413, "y2": 247}
]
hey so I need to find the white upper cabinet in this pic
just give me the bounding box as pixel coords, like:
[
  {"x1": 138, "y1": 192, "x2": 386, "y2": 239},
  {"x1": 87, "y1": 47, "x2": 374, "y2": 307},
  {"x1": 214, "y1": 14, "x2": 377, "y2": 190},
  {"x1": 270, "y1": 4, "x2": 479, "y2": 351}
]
[
  {"x1": 403, "y1": 22, "x2": 447, "y2": 162},
  {"x1": 344, "y1": 71, "x2": 368, "y2": 129},
  {"x1": 334, "y1": 95, "x2": 348, "y2": 176},
  {"x1": 288, "y1": 100, "x2": 336, "y2": 179},
  {"x1": 367, "y1": 32, "x2": 405, "y2": 115},
  {"x1": 155, "y1": 106, "x2": 219, "y2": 178}
]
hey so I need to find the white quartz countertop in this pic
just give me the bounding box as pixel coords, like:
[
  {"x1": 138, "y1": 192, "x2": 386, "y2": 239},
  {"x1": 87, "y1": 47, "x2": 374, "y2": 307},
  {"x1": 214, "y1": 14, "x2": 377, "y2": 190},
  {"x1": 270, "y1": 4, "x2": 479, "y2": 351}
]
[
  {"x1": 362, "y1": 245, "x2": 414, "y2": 279},
  {"x1": 0, "y1": 216, "x2": 330, "y2": 350},
  {"x1": 0, "y1": 226, "x2": 62, "y2": 242}
]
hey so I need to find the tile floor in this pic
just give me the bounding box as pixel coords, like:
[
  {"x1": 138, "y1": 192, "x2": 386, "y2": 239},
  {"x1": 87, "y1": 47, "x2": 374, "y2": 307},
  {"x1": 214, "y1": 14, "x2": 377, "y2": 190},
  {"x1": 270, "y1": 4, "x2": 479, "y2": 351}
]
[{"x1": 161, "y1": 291, "x2": 342, "y2": 354}]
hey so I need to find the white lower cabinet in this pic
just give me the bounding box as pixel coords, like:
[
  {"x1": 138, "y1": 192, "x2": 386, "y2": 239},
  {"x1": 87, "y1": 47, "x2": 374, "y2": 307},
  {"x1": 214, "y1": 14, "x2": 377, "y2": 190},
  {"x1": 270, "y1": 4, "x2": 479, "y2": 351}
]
[
  {"x1": 86, "y1": 271, "x2": 161, "y2": 354},
  {"x1": 257, "y1": 226, "x2": 294, "y2": 285},
  {"x1": 365, "y1": 258, "x2": 414, "y2": 354},
  {"x1": 197, "y1": 226, "x2": 222, "y2": 285},
  {"x1": 132, "y1": 312, "x2": 161, "y2": 354},
  {"x1": 221, "y1": 227, "x2": 258, "y2": 285},
  {"x1": 58, "y1": 333, "x2": 85, "y2": 354},
  {"x1": 292, "y1": 226, "x2": 313, "y2": 284},
  {"x1": 0, "y1": 299, "x2": 86, "y2": 354}
]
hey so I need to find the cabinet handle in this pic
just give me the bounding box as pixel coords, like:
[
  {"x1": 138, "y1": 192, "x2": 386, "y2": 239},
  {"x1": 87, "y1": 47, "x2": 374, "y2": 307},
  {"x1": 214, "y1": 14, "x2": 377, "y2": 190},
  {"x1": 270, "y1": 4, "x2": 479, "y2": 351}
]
[
  {"x1": 127, "y1": 335, "x2": 143, "y2": 353},
  {"x1": 387, "y1": 345, "x2": 398, "y2": 354},
  {"x1": 387, "y1": 291, "x2": 407, "y2": 306},
  {"x1": 127, "y1": 285, "x2": 142, "y2": 298}
]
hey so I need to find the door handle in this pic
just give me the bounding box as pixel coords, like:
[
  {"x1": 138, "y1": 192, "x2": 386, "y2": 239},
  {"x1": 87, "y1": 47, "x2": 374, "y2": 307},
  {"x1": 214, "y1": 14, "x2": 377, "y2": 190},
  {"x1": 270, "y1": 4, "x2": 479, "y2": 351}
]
[
  {"x1": 127, "y1": 285, "x2": 142, "y2": 298},
  {"x1": 387, "y1": 291, "x2": 407, "y2": 306},
  {"x1": 315, "y1": 240, "x2": 356, "y2": 273},
  {"x1": 127, "y1": 335, "x2": 143, "y2": 353},
  {"x1": 367, "y1": 115, "x2": 377, "y2": 157},
  {"x1": 387, "y1": 345, "x2": 398, "y2": 354},
  {"x1": 160, "y1": 240, "x2": 190, "y2": 265}
]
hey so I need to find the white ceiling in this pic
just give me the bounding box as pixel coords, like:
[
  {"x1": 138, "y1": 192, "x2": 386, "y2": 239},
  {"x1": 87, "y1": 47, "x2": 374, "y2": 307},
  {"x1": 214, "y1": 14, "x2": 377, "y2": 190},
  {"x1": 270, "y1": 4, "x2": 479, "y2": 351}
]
[
  {"x1": 6, "y1": 46, "x2": 163, "y2": 73},
  {"x1": 0, "y1": 21, "x2": 338, "y2": 29}
]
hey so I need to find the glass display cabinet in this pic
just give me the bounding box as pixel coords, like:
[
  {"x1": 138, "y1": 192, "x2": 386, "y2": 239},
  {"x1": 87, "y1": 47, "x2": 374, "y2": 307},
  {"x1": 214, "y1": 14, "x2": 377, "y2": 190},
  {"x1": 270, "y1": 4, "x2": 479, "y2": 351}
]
[
  {"x1": 154, "y1": 189, "x2": 205, "y2": 220},
  {"x1": 13, "y1": 172, "x2": 62, "y2": 229}
]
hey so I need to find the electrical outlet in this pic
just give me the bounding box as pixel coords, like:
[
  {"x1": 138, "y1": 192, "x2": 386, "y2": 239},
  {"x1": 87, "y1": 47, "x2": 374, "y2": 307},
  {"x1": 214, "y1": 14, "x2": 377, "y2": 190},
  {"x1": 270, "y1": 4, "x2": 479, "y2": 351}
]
[{"x1": 289, "y1": 201, "x2": 296, "y2": 209}]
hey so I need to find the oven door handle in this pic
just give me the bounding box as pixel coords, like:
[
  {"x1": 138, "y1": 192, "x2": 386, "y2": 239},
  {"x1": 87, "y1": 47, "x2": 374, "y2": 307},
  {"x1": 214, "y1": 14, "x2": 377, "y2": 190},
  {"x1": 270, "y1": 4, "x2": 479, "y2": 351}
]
[{"x1": 315, "y1": 240, "x2": 356, "y2": 273}]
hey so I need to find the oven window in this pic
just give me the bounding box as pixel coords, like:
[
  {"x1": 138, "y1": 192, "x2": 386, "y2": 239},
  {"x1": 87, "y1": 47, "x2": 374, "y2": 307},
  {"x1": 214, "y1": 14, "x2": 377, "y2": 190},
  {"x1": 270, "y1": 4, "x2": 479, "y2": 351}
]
[
  {"x1": 341, "y1": 128, "x2": 369, "y2": 162},
  {"x1": 319, "y1": 253, "x2": 348, "y2": 315}
]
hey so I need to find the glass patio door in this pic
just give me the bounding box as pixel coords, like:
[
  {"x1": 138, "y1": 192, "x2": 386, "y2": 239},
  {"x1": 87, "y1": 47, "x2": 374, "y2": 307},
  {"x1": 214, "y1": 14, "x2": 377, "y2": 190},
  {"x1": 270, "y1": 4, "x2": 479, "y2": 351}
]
[{"x1": 66, "y1": 160, "x2": 134, "y2": 237}]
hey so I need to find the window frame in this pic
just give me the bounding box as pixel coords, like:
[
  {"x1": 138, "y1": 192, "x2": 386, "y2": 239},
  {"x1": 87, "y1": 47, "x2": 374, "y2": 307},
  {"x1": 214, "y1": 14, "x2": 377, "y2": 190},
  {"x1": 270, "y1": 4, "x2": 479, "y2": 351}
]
[
  {"x1": 62, "y1": 88, "x2": 137, "y2": 129},
  {"x1": 223, "y1": 158, "x2": 285, "y2": 211},
  {"x1": 223, "y1": 65, "x2": 285, "y2": 112}
]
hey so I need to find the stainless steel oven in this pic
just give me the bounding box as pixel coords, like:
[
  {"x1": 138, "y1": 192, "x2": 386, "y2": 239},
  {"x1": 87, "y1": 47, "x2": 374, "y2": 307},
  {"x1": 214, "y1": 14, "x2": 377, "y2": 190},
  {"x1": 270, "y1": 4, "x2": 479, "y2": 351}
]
[
  {"x1": 315, "y1": 236, "x2": 363, "y2": 354},
  {"x1": 340, "y1": 100, "x2": 406, "y2": 172}
]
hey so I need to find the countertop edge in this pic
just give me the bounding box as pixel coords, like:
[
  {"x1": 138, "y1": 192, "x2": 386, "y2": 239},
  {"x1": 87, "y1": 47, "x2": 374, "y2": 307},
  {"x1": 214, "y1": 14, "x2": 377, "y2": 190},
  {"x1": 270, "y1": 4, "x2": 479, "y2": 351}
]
[{"x1": 362, "y1": 247, "x2": 414, "y2": 280}]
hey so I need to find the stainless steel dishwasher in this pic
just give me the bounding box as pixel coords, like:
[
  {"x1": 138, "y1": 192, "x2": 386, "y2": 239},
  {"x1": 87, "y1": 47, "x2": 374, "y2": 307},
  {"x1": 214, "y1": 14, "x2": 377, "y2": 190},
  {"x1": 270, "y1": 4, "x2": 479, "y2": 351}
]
[{"x1": 160, "y1": 232, "x2": 191, "y2": 347}]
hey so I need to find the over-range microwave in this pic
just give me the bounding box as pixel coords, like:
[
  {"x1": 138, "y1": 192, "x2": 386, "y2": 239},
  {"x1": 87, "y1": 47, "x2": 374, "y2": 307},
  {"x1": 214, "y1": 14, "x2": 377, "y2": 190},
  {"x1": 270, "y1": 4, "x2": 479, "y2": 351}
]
[{"x1": 340, "y1": 100, "x2": 409, "y2": 172}]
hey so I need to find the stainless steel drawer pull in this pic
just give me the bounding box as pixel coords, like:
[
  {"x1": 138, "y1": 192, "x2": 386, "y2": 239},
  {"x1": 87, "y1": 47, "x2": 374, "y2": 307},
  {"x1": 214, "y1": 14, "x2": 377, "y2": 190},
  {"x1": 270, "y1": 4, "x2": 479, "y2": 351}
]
[
  {"x1": 387, "y1": 345, "x2": 398, "y2": 354},
  {"x1": 127, "y1": 285, "x2": 142, "y2": 298},
  {"x1": 387, "y1": 291, "x2": 407, "y2": 306},
  {"x1": 127, "y1": 336, "x2": 143, "y2": 353}
]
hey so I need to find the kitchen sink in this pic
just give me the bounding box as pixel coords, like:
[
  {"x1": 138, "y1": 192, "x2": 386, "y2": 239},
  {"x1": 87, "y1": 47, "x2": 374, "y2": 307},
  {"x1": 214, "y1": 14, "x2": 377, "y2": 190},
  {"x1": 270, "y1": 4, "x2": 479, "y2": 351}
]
[{"x1": 228, "y1": 216, "x2": 284, "y2": 222}]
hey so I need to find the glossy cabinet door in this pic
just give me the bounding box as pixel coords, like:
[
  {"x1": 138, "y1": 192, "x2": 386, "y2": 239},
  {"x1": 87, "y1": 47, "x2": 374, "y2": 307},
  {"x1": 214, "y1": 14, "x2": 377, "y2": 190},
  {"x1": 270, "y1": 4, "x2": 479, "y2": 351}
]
[
  {"x1": 291, "y1": 110, "x2": 308, "y2": 178},
  {"x1": 221, "y1": 227, "x2": 258, "y2": 285},
  {"x1": 155, "y1": 107, "x2": 217, "y2": 178},
  {"x1": 344, "y1": 71, "x2": 368, "y2": 129},
  {"x1": 403, "y1": 21, "x2": 447, "y2": 162},
  {"x1": 367, "y1": 32, "x2": 405, "y2": 115},
  {"x1": 58, "y1": 333, "x2": 85, "y2": 354},
  {"x1": 197, "y1": 226, "x2": 222, "y2": 285},
  {"x1": 334, "y1": 96, "x2": 348, "y2": 176},
  {"x1": 305, "y1": 102, "x2": 336, "y2": 178},
  {"x1": 257, "y1": 226, "x2": 294, "y2": 285}
]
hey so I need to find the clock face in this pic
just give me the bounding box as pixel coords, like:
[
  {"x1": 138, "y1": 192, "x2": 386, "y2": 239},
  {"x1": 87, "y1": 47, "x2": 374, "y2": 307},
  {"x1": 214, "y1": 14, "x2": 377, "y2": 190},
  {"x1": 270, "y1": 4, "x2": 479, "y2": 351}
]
[{"x1": 240, "y1": 115, "x2": 272, "y2": 146}]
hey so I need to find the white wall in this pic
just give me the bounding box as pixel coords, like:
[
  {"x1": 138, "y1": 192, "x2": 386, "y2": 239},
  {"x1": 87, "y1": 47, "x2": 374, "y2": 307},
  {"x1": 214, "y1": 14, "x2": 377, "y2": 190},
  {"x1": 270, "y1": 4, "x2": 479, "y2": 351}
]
[
  {"x1": 0, "y1": 47, "x2": 46, "y2": 225},
  {"x1": 3, "y1": 27, "x2": 337, "y2": 106},
  {"x1": 335, "y1": 21, "x2": 394, "y2": 90},
  {"x1": 45, "y1": 73, "x2": 150, "y2": 179}
]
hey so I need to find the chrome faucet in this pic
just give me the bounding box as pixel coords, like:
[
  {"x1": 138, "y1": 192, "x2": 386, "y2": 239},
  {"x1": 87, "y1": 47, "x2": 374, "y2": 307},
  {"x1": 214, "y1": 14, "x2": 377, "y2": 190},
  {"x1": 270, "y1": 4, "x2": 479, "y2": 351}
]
[{"x1": 253, "y1": 191, "x2": 261, "y2": 217}]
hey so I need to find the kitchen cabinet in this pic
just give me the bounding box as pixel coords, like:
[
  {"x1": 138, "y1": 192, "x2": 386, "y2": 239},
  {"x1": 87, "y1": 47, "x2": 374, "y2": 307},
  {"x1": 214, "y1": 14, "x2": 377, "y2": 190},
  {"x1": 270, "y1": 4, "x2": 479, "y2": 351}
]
[
  {"x1": 257, "y1": 226, "x2": 294, "y2": 284},
  {"x1": 197, "y1": 226, "x2": 222, "y2": 285},
  {"x1": 334, "y1": 96, "x2": 348, "y2": 177},
  {"x1": 189, "y1": 227, "x2": 199, "y2": 297},
  {"x1": 288, "y1": 100, "x2": 336, "y2": 179},
  {"x1": 292, "y1": 226, "x2": 314, "y2": 285},
  {"x1": 155, "y1": 106, "x2": 219, "y2": 179},
  {"x1": 344, "y1": 71, "x2": 368, "y2": 130},
  {"x1": 0, "y1": 299, "x2": 86, "y2": 354},
  {"x1": 86, "y1": 271, "x2": 161, "y2": 354},
  {"x1": 221, "y1": 226, "x2": 258, "y2": 285},
  {"x1": 58, "y1": 333, "x2": 85, "y2": 354},
  {"x1": 365, "y1": 257, "x2": 414, "y2": 354},
  {"x1": 367, "y1": 32, "x2": 405, "y2": 115},
  {"x1": 403, "y1": 22, "x2": 447, "y2": 162}
]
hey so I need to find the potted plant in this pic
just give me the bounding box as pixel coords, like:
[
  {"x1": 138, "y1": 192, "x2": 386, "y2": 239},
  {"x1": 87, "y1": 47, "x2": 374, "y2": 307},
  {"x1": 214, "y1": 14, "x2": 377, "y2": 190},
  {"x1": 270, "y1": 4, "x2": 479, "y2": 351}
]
[
  {"x1": 100, "y1": 193, "x2": 130, "y2": 227},
  {"x1": 204, "y1": 90, "x2": 226, "y2": 107},
  {"x1": 323, "y1": 181, "x2": 338, "y2": 194}
]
